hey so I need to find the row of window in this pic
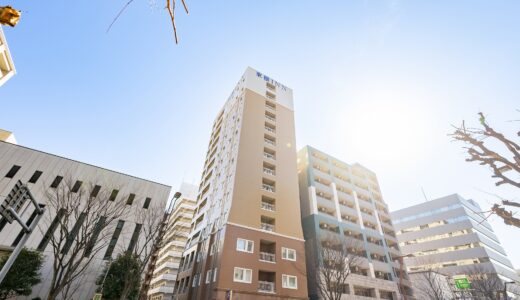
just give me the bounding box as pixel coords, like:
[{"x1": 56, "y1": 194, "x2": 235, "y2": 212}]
[
  {"x1": 233, "y1": 267, "x2": 298, "y2": 289},
  {"x1": 4, "y1": 165, "x2": 153, "y2": 209},
  {"x1": 236, "y1": 238, "x2": 296, "y2": 261}
]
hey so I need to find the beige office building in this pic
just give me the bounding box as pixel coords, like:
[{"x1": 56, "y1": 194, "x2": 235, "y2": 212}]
[
  {"x1": 148, "y1": 183, "x2": 197, "y2": 300},
  {"x1": 0, "y1": 26, "x2": 15, "y2": 86},
  {"x1": 174, "y1": 68, "x2": 308, "y2": 299},
  {"x1": 0, "y1": 138, "x2": 170, "y2": 299}
]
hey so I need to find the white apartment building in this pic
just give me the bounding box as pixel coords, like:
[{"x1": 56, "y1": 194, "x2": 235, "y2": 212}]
[
  {"x1": 0, "y1": 26, "x2": 15, "y2": 86},
  {"x1": 148, "y1": 183, "x2": 197, "y2": 300},
  {"x1": 0, "y1": 139, "x2": 171, "y2": 299}
]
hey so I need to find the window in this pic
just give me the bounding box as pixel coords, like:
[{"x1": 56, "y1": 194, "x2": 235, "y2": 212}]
[
  {"x1": 233, "y1": 267, "x2": 252, "y2": 283},
  {"x1": 37, "y1": 208, "x2": 66, "y2": 251},
  {"x1": 282, "y1": 275, "x2": 297, "y2": 289},
  {"x1": 127, "y1": 223, "x2": 142, "y2": 252},
  {"x1": 206, "y1": 270, "x2": 213, "y2": 284},
  {"x1": 28, "y1": 171, "x2": 43, "y2": 183},
  {"x1": 282, "y1": 247, "x2": 296, "y2": 261},
  {"x1": 91, "y1": 185, "x2": 101, "y2": 198},
  {"x1": 109, "y1": 189, "x2": 119, "y2": 201},
  {"x1": 71, "y1": 180, "x2": 83, "y2": 193},
  {"x1": 192, "y1": 274, "x2": 199, "y2": 287},
  {"x1": 50, "y1": 176, "x2": 63, "y2": 188},
  {"x1": 5, "y1": 165, "x2": 20, "y2": 178},
  {"x1": 103, "y1": 220, "x2": 125, "y2": 260},
  {"x1": 84, "y1": 216, "x2": 106, "y2": 257},
  {"x1": 61, "y1": 213, "x2": 87, "y2": 255},
  {"x1": 126, "y1": 193, "x2": 135, "y2": 205},
  {"x1": 143, "y1": 197, "x2": 152, "y2": 209},
  {"x1": 236, "y1": 238, "x2": 254, "y2": 253},
  {"x1": 213, "y1": 268, "x2": 218, "y2": 282}
]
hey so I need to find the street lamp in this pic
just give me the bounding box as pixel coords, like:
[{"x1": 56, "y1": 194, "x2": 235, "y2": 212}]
[
  {"x1": 394, "y1": 253, "x2": 414, "y2": 300},
  {"x1": 503, "y1": 281, "x2": 515, "y2": 300}
]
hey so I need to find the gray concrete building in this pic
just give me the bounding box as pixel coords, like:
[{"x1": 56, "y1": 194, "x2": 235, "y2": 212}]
[
  {"x1": 392, "y1": 194, "x2": 519, "y2": 298},
  {"x1": 297, "y1": 146, "x2": 414, "y2": 300},
  {"x1": 0, "y1": 138, "x2": 171, "y2": 299}
]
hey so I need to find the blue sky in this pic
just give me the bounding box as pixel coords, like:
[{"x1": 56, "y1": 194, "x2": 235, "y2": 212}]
[{"x1": 1, "y1": 1, "x2": 520, "y2": 266}]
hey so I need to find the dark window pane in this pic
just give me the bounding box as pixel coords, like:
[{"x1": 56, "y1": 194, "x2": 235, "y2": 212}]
[
  {"x1": 91, "y1": 185, "x2": 101, "y2": 198},
  {"x1": 143, "y1": 197, "x2": 152, "y2": 209},
  {"x1": 50, "y1": 176, "x2": 63, "y2": 188},
  {"x1": 28, "y1": 171, "x2": 43, "y2": 184},
  {"x1": 126, "y1": 194, "x2": 135, "y2": 205},
  {"x1": 12, "y1": 210, "x2": 38, "y2": 247},
  {"x1": 104, "y1": 220, "x2": 125, "y2": 260},
  {"x1": 38, "y1": 208, "x2": 66, "y2": 251},
  {"x1": 84, "y1": 216, "x2": 107, "y2": 257},
  {"x1": 71, "y1": 181, "x2": 83, "y2": 193},
  {"x1": 5, "y1": 165, "x2": 20, "y2": 178},
  {"x1": 109, "y1": 189, "x2": 119, "y2": 201},
  {"x1": 127, "y1": 223, "x2": 142, "y2": 253},
  {"x1": 61, "y1": 212, "x2": 87, "y2": 255}
]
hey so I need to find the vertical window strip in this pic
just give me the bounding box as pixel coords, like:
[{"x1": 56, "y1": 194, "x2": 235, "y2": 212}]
[
  {"x1": 84, "y1": 216, "x2": 107, "y2": 257},
  {"x1": 103, "y1": 220, "x2": 125, "y2": 260},
  {"x1": 11, "y1": 210, "x2": 38, "y2": 247},
  {"x1": 37, "y1": 208, "x2": 66, "y2": 251},
  {"x1": 61, "y1": 212, "x2": 87, "y2": 255},
  {"x1": 126, "y1": 223, "x2": 142, "y2": 253}
]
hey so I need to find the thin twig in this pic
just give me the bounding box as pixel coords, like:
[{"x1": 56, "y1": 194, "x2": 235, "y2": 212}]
[{"x1": 107, "y1": 0, "x2": 136, "y2": 33}]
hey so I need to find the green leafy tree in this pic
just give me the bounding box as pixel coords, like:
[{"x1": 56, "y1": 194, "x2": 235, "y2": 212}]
[
  {"x1": 97, "y1": 253, "x2": 142, "y2": 300},
  {"x1": 0, "y1": 248, "x2": 43, "y2": 300}
]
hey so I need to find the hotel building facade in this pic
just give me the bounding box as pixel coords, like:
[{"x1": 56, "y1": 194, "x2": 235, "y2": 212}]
[
  {"x1": 392, "y1": 194, "x2": 519, "y2": 296},
  {"x1": 174, "y1": 68, "x2": 308, "y2": 299},
  {"x1": 297, "y1": 146, "x2": 413, "y2": 300},
  {"x1": 148, "y1": 183, "x2": 197, "y2": 300},
  {"x1": 0, "y1": 138, "x2": 170, "y2": 299}
]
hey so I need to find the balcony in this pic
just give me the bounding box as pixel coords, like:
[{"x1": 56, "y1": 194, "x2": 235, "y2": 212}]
[
  {"x1": 259, "y1": 252, "x2": 276, "y2": 263},
  {"x1": 264, "y1": 126, "x2": 275, "y2": 133},
  {"x1": 261, "y1": 201, "x2": 275, "y2": 211},
  {"x1": 258, "y1": 281, "x2": 275, "y2": 293},
  {"x1": 261, "y1": 223, "x2": 275, "y2": 232},
  {"x1": 263, "y1": 152, "x2": 275, "y2": 160},
  {"x1": 265, "y1": 104, "x2": 276, "y2": 111},
  {"x1": 262, "y1": 184, "x2": 275, "y2": 193},
  {"x1": 264, "y1": 138, "x2": 276, "y2": 146},
  {"x1": 265, "y1": 114, "x2": 276, "y2": 123},
  {"x1": 263, "y1": 167, "x2": 275, "y2": 176},
  {"x1": 266, "y1": 92, "x2": 276, "y2": 100}
]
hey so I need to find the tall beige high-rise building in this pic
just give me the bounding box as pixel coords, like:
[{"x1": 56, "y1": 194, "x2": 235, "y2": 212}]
[
  {"x1": 148, "y1": 183, "x2": 197, "y2": 300},
  {"x1": 174, "y1": 68, "x2": 308, "y2": 299},
  {"x1": 0, "y1": 26, "x2": 16, "y2": 86}
]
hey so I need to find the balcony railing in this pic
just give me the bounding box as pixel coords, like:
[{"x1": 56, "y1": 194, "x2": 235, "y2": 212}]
[
  {"x1": 262, "y1": 184, "x2": 275, "y2": 192},
  {"x1": 261, "y1": 202, "x2": 275, "y2": 211},
  {"x1": 259, "y1": 252, "x2": 276, "y2": 262},
  {"x1": 265, "y1": 115, "x2": 276, "y2": 122},
  {"x1": 266, "y1": 93, "x2": 276, "y2": 100},
  {"x1": 264, "y1": 152, "x2": 275, "y2": 160},
  {"x1": 261, "y1": 223, "x2": 275, "y2": 232},
  {"x1": 264, "y1": 138, "x2": 276, "y2": 146},
  {"x1": 258, "y1": 281, "x2": 275, "y2": 293},
  {"x1": 263, "y1": 168, "x2": 275, "y2": 176},
  {"x1": 265, "y1": 104, "x2": 276, "y2": 111},
  {"x1": 265, "y1": 126, "x2": 276, "y2": 133}
]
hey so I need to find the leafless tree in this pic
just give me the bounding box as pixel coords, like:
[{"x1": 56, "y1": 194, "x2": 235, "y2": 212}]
[
  {"x1": 40, "y1": 178, "x2": 129, "y2": 300},
  {"x1": 108, "y1": 0, "x2": 189, "y2": 43},
  {"x1": 312, "y1": 235, "x2": 363, "y2": 300},
  {"x1": 450, "y1": 112, "x2": 520, "y2": 227},
  {"x1": 411, "y1": 269, "x2": 454, "y2": 300},
  {"x1": 463, "y1": 264, "x2": 504, "y2": 300}
]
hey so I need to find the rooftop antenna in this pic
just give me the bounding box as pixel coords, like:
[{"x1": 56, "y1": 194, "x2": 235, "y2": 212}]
[{"x1": 421, "y1": 187, "x2": 429, "y2": 203}]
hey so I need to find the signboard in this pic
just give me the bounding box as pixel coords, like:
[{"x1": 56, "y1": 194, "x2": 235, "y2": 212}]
[
  {"x1": 92, "y1": 293, "x2": 102, "y2": 300},
  {"x1": 454, "y1": 277, "x2": 471, "y2": 289}
]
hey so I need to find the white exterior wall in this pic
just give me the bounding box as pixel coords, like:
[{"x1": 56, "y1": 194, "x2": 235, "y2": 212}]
[
  {"x1": 0, "y1": 141, "x2": 171, "y2": 299},
  {"x1": 0, "y1": 26, "x2": 16, "y2": 87}
]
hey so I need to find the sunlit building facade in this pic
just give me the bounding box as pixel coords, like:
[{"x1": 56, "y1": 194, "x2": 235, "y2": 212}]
[
  {"x1": 174, "y1": 68, "x2": 308, "y2": 299},
  {"x1": 148, "y1": 183, "x2": 197, "y2": 300},
  {"x1": 0, "y1": 26, "x2": 15, "y2": 86},
  {"x1": 297, "y1": 146, "x2": 413, "y2": 300},
  {"x1": 392, "y1": 194, "x2": 519, "y2": 293}
]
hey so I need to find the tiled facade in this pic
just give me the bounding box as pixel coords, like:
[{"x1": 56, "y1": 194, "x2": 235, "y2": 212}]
[{"x1": 297, "y1": 146, "x2": 413, "y2": 300}]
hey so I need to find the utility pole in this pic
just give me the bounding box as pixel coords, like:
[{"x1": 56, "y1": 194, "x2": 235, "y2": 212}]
[{"x1": 0, "y1": 181, "x2": 45, "y2": 284}]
